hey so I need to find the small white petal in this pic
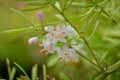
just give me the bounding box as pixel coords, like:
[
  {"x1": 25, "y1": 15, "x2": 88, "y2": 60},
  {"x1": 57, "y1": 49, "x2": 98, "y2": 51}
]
[
  {"x1": 44, "y1": 27, "x2": 49, "y2": 32},
  {"x1": 74, "y1": 55, "x2": 79, "y2": 62},
  {"x1": 59, "y1": 38, "x2": 66, "y2": 43},
  {"x1": 73, "y1": 44, "x2": 83, "y2": 50},
  {"x1": 44, "y1": 26, "x2": 53, "y2": 32},
  {"x1": 46, "y1": 33, "x2": 52, "y2": 41},
  {"x1": 56, "y1": 47, "x2": 64, "y2": 56},
  {"x1": 52, "y1": 38, "x2": 58, "y2": 44},
  {"x1": 63, "y1": 44, "x2": 69, "y2": 52}
]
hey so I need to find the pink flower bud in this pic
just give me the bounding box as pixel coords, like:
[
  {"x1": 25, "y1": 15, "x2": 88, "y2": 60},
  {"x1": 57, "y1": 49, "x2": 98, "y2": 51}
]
[
  {"x1": 28, "y1": 37, "x2": 39, "y2": 45},
  {"x1": 37, "y1": 12, "x2": 44, "y2": 23}
]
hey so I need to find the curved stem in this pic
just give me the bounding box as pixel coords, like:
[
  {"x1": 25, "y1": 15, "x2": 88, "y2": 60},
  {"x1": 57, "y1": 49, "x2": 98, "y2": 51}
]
[
  {"x1": 82, "y1": 36, "x2": 103, "y2": 71},
  {"x1": 91, "y1": 1, "x2": 117, "y2": 24},
  {"x1": 76, "y1": 51, "x2": 101, "y2": 70}
]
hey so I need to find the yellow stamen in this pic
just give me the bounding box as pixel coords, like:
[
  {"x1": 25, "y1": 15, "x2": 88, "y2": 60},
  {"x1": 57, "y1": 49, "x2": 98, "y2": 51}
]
[
  {"x1": 52, "y1": 27, "x2": 56, "y2": 31},
  {"x1": 61, "y1": 31, "x2": 65, "y2": 34},
  {"x1": 38, "y1": 44, "x2": 43, "y2": 46},
  {"x1": 51, "y1": 32, "x2": 55, "y2": 36},
  {"x1": 60, "y1": 60, "x2": 62, "y2": 64},
  {"x1": 59, "y1": 56, "x2": 63, "y2": 59},
  {"x1": 59, "y1": 25, "x2": 62, "y2": 29},
  {"x1": 40, "y1": 50, "x2": 44, "y2": 53},
  {"x1": 45, "y1": 52, "x2": 48, "y2": 56},
  {"x1": 64, "y1": 52, "x2": 68, "y2": 56},
  {"x1": 71, "y1": 59, "x2": 76, "y2": 64},
  {"x1": 75, "y1": 24, "x2": 79, "y2": 28},
  {"x1": 66, "y1": 62, "x2": 69, "y2": 65},
  {"x1": 59, "y1": 36, "x2": 64, "y2": 39}
]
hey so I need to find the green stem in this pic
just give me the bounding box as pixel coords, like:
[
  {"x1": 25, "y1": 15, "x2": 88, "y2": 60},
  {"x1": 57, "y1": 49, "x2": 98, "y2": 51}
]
[
  {"x1": 91, "y1": 1, "x2": 117, "y2": 24},
  {"x1": 76, "y1": 51, "x2": 101, "y2": 70},
  {"x1": 82, "y1": 36, "x2": 103, "y2": 71},
  {"x1": 96, "y1": 60, "x2": 120, "y2": 80},
  {"x1": 14, "y1": 62, "x2": 30, "y2": 80},
  {"x1": 43, "y1": 64, "x2": 47, "y2": 80}
]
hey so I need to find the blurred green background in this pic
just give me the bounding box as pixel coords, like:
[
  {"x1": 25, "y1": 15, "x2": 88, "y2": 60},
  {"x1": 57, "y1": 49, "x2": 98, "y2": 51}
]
[{"x1": 0, "y1": 0, "x2": 120, "y2": 80}]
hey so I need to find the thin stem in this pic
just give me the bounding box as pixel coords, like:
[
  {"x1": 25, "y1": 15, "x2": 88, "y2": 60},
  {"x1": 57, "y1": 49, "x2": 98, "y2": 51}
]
[
  {"x1": 91, "y1": 1, "x2": 117, "y2": 24},
  {"x1": 76, "y1": 51, "x2": 101, "y2": 70},
  {"x1": 82, "y1": 36, "x2": 103, "y2": 70}
]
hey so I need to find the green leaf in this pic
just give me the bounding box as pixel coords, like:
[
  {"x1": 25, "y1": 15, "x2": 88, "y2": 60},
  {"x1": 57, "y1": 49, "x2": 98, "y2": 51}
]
[
  {"x1": 98, "y1": 0, "x2": 108, "y2": 6},
  {"x1": 92, "y1": 0, "x2": 104, "y2": 3},
  {"x1": 81, "y1": 11, "x2": 99, "y2": 32},
  {"x1": 59, "y1": 72, "x2": 69, "y2": 80},
  {"x1": 79, "y1": 6, "x2": 95, "y2": 17},
  {"x1": 100, "y1": 51, "x2": 109, "y2": 63},
  {"x1": 95, "y1": 73, "x2": 107, "y2": 80},
  {"x1": 6, "y1": 58, "x2": 16, "y2": 80},
  {"x1": 61, "y1": 0, "x2": 70, "y2": 11},
  {"x1": 1, "y1": 27, "x2": 33, "y2": 34},
  {"x1": 63, "y1": 0, "x2": 73, "y2": 11},
  {"x1": 88, "y1": 20, "x2": 99, "y2": 40},
  {"x1": 106, "y1": 60, "x2": 120, "y2": 73},
  {"x1": 55, "y1": 14, "x2": 65, "y2": 21},
  {"x1": 47, "y1": 54, "x2": 59, "y2": 68},
  {"x1": 14, "y1": 62, "x2": 30, "y2": 80},
  {"x1": 21, "y1": 6, "x2": 45, "y2": 11},
  {"x1": 25, "y1": 1, "x2": 48, "y2": 6},
  {"x1": 6, "y1": 58, "x2": 11, "y2": 78},
  {"x1": 96, "y1": 60, "x2": 120, "y2": 80},
  {"x1": 71, "y1": 2, "x2": 94, "y2": 8},
  {"x1": 43, "y1": 64, "x2": 47, "y2": 80},
  {"x1": 9, "y1": 8, "x2": 34, "y2": 27},
  {"x1": 31, "y1": 64, "x2": 38, "y2": 80},
  {"x1": 9, "y1": 67, "x2": 16, "y2": 80},
  {"x1": 55, "y1": 2, "x2": 62, "y2": 12}
]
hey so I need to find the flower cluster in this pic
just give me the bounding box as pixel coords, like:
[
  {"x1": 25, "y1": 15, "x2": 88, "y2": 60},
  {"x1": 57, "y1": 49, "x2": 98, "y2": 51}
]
[{"x1": 38, "y1": 24, "x2": 85, "y2": 64}]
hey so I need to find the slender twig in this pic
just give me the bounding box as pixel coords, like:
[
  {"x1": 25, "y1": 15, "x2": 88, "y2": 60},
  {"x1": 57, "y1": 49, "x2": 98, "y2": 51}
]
[
  {"x1": 82, "y1": 36, "x2": 103, "y2": 71},
  {"x1": 91, "y1": 1, "x2": 117, "y2": 24},
  {"x1": 76, "y1": 51, "x2": 101, "y2": 70}
]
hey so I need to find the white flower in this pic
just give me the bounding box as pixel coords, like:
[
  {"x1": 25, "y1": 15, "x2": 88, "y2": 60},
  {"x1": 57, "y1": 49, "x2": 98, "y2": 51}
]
[
  {"x1": 40, "y1": 40, "x2": 56, "y2": 54},
  {"x1": 73, "y1": 44, "x2": 87, "y2": 55},
  {"x1": 44, "y1": 26, "x2": 53, "y2": 32},
  {"x1": 65, "y1": 25, "x2": 77, "y2": 39},
  {"x1": 71, "y1": 40, "x2": 87, "y2": 55},
  {"x1": 56, "y1": 44, "x2": 79, "y2": 63},
  {"x1": 39, "y1": 24, "x2": 85, "y2": 63},
  {"x1": 45, "y1": 25, "x2": 67, "y2": 44}
]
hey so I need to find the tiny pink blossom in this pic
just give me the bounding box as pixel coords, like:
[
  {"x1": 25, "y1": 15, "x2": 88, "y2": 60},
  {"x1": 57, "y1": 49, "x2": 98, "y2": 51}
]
[
  {"x1": 28, "y1": 37, "x2": 39, "y2": 45},
  {"x1": 37, "y1": 12, "x2": 44, "y2": 23}
]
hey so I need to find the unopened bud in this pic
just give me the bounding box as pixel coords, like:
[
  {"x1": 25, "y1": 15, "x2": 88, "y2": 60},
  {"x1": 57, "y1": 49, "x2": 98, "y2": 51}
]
[
  {"x1": 37, "y1": 12, "x2": 44, "y2": 23},
  {"x1": 28, "y1": 37, "x2": 39, "y2": 45},
  {"x1": 44, "y1": 26, "x2": 49, "y2": 32}
]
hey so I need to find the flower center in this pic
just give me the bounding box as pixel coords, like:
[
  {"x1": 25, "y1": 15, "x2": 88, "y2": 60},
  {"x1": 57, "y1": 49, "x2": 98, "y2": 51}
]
[
  {"x1": 51, "y1": 32, "x2": 55, "y2": 36},
  {"x1": 64, "y1": 52, "x2": 68, "y2": 56},
  {"x1": 61, "y1": 31, "x2": 65, "y2": 35},
  {"x1": 59, "y1": 25, "x2": 62, "y2": 29},
  {"x1": 52, "y1": 27, "x2": 56, "y2": 31}
]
